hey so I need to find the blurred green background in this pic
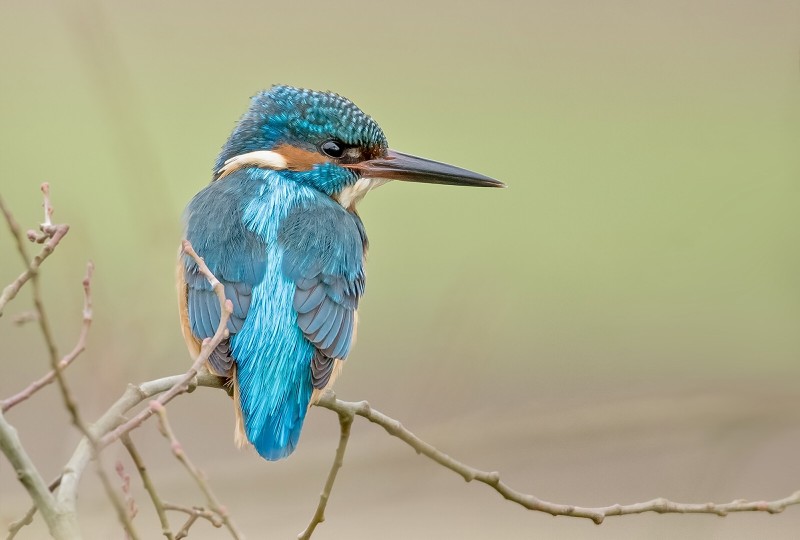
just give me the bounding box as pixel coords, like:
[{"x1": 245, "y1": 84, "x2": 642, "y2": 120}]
[{"x1": 1, "y1": 1, "x2": 799, "y2": 538}]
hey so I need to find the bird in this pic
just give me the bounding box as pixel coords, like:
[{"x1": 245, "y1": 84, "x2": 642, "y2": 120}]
[{"x1": 178, "y1": 85, "x2": 504, "y2": 461}]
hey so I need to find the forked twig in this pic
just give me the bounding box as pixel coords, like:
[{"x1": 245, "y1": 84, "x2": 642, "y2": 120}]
[
  {"x1": 0, "y1": 190, "x2": 68, "y2": 317},
  {"x1": 153, "y1": 403, "x2": 243, "y2": 539},
  {"x1": 163, "y1": 503, "x2": 223, "y2": 539}
]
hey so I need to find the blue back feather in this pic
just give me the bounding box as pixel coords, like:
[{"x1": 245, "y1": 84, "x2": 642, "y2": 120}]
[{"x1": 184, "y1": 166, "x2": 366, "y2": 460}]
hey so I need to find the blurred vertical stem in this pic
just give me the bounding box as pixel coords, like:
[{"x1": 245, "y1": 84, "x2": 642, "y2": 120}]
[{"x1": 54, "y1": 0, "x2": 173, "y2": 237}]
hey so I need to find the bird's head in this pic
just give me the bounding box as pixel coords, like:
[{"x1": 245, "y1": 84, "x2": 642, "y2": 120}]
[{"x1": 215, "y1": 85, "x2": 504, "y2": 207}]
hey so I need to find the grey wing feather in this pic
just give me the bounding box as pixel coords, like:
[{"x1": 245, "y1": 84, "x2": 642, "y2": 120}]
[
  {"x1": 183, "y1": 171, "x2": 268, "y2": 377},
  {"x1": 278, "y1": 199, "x2": 367, "y2": 389}
]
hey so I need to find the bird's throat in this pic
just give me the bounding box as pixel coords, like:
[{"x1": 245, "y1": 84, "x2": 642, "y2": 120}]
[{"x1": 334, "y1": 177, "x2": 389, "y2": 210}]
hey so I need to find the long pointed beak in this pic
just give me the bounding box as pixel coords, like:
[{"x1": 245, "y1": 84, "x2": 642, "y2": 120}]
[{"x1": 349, "y1": 149, "x2": 505, "y2": 188}]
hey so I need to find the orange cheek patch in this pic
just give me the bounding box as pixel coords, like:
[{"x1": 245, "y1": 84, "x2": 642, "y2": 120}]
[{"x1": 274, "y1": 144, "x2": 329, "y2": 171}]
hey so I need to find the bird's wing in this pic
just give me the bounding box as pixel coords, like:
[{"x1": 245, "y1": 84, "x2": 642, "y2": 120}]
[
  {"x1": 180, "y1": 178, "x2": 267, "y2": 376},
  {"x1": 277, "y1": 200, "x2": 367, "y2": 390}
]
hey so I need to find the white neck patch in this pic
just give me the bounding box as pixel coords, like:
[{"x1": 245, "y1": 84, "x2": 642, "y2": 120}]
[{"x1": 335, "y1": 177, "x2": 390, "y2": 209}]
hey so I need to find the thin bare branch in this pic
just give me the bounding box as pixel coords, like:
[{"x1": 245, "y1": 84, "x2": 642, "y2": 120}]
[
  {"x1": 314, "y1": 391, "x2": 800, "y2": 525},
  {"x1": 175, "y1": 513, "x2": 201, "y2": 539},
  {"x1": 122, "y1": 435, "x2": 175, "y2": 540},
  {"x1": 163, "y1": 503, "x2": 223, "y2": 539},
  {"x1": 0, "y1": 192, "x2": 68, "y2": 317},
  {"x1": 0, "y1": 194, "x2": 31, "y2": 259},
  {"x1": 97, "y1": 240, "x2": 232, "y2": 449},
  {"x1": 153, "y1": 403, "x2": 243, "y2": 540},
  {"x1": 298, "y1": 411, "x2": 353, "y2": 540},
  {"x1": 6, "y1": 506, "x2": 37, "y2": 540},
  {"x1": 2, "y1": 262, "x2": 94, "y2": 412},
  {"x1": 6, "y1": 477, "x2": 61, "y2": 540}
]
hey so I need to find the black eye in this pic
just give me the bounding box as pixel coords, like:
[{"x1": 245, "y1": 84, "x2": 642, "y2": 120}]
[{"x1": 320, "y1": 140, "x2": 346, "y2": 158}]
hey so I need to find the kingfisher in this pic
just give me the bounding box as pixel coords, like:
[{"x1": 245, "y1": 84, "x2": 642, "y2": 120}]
[{"x1": 179, "y1": 85, "x2": 504, "y2": 460}]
